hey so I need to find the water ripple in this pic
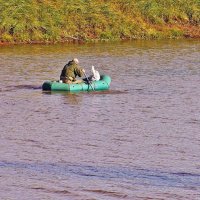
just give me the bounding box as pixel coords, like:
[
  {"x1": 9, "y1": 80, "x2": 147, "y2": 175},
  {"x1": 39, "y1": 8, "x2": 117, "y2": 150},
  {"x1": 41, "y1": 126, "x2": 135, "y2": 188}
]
[{"x1": 0, "y1": 161, "x2": 199, "y2": 189}]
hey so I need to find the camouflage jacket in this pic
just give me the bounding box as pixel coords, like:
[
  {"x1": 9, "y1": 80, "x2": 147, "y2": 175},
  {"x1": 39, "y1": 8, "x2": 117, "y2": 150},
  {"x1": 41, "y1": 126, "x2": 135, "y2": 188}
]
[{"x1": 60, "y1": 60, "x2": 84, "y2": 81}]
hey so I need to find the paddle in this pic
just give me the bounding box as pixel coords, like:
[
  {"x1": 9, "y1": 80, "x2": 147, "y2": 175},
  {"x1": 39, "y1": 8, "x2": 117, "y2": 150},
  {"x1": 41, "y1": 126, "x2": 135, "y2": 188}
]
[{"x1": 83, "y1": 71, "x2": 95, "y2": 91}]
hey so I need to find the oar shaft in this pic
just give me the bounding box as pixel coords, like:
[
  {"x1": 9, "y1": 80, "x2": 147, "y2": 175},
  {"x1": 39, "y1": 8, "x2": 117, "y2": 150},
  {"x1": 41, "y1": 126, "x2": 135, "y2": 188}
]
[{"x1": 83, "y1": 72, "x2": 95, "y2": 91}]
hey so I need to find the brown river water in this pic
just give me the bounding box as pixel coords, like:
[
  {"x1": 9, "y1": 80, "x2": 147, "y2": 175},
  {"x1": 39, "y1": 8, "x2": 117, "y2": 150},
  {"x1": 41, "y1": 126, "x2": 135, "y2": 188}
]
[{"x1": 0, "y1": 40, "x2": 200, "y2": 200}]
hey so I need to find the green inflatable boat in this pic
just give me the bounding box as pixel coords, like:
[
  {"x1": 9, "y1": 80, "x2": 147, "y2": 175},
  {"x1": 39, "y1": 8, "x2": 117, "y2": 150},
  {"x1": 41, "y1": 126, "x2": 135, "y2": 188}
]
[{"x1": 42, "y1": 75, "x2": 111, "y2": 92}]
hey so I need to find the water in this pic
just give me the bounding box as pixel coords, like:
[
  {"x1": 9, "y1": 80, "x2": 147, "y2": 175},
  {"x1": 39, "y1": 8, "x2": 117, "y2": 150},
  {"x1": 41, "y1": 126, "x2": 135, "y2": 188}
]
[{"x1": 0, "y1": 40, "x2": 200, "y2": 200}]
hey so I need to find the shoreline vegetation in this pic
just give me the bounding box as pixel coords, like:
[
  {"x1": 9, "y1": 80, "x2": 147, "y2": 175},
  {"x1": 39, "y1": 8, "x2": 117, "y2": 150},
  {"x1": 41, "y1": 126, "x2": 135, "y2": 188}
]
[{"x1": 0, "y1": 0, "x2": 199, "y2": 45}]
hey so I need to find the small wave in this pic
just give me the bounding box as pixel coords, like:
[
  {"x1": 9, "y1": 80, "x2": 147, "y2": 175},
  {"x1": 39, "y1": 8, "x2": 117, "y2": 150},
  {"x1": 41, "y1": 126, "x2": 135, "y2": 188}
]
[
  {"x1": 187, "y1": 119, "x2": 200, "y2": 124},
  {"x1": 30, "y1": 186, "x2": 70, "y2": 195},
  {"x1": 1, "y1": 85, "x2": 42, "y2": 92},
  {"x1": 83, "y1": 189, "x2": 128, "y2": 198},
  {"x1": 0, "y1": 161, "x2": 200, "y2": 189},
  {"x1": 13, "y1": 85, "x2": 42, "y2": 90}
]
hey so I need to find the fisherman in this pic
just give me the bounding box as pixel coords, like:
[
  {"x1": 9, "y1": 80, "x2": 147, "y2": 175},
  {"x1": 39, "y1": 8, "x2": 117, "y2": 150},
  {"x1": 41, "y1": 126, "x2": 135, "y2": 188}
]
[{"x1": 60, "y1": 58, "x2": 85, "y2": 84}]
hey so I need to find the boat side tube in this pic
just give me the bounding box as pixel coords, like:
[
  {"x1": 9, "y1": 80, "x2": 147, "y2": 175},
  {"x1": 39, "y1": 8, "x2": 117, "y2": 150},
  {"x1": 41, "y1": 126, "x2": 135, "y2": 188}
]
[{"x1": 42, "y1": 75, "x2": 111, "y2": 91}]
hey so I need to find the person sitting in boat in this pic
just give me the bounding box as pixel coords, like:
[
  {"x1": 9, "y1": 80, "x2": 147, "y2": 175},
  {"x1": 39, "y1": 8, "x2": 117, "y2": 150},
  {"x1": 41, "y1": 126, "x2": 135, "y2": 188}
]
[
  {"x1": 60, "y1": 58, "x2": 85, "y2": 84},
  {"x1": 88, "y1": 66, "x2": 100, "y2": 81}
]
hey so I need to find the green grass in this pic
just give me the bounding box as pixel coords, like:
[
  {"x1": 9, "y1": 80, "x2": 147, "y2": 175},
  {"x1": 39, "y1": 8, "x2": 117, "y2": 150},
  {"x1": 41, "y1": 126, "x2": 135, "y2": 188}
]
[{"x1": 0, "y1": 0, "x2": 199, "y2": 43}]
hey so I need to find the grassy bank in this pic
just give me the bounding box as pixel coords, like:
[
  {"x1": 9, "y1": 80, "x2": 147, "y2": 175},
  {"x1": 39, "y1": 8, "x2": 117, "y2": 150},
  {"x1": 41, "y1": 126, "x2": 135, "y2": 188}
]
[{"x1": 0, "y1": 0, "x2": 199, "y2": 44}]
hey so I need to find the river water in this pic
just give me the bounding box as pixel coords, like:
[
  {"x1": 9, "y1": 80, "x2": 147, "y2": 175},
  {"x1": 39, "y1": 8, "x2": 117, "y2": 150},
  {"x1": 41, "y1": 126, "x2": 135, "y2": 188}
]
[{"x1": 0, "y1": 40, "x2": 200, "y2": 200}]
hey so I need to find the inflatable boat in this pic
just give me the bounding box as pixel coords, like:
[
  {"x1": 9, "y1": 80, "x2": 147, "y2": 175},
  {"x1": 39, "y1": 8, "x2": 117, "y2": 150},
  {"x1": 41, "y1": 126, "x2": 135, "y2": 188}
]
[{"x1": 42, "y1": 75, "x2": 111, "y2": 92}]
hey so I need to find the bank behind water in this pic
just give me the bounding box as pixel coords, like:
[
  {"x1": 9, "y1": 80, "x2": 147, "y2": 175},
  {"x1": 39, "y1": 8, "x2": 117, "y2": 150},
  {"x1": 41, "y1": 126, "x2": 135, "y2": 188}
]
[{"x1": 0, "y1": 0, "x2": 200, "y2": 45}]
